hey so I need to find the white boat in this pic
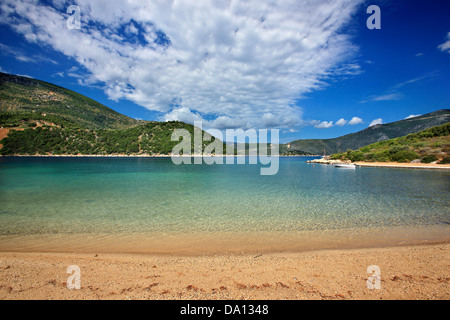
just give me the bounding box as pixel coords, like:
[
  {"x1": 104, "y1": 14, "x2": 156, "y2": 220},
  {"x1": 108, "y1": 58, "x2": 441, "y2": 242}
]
[{"x1": 333, "y1": 163, "x2": 356, "y2": 169}]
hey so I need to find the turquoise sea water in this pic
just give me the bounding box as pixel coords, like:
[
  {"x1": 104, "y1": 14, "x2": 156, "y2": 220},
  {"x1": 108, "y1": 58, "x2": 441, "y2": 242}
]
[{"x1": 0, "y1": 156, "x2": 449, "y2": 253}]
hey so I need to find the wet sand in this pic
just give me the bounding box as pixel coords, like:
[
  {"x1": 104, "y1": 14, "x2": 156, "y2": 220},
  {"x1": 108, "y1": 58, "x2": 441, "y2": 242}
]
[
  {"x1": 0, "y1": 225, "x2": 448, "y2": 255},
  {"x1": 1, "y1": 243, "x2": 448, "y2": 300}
]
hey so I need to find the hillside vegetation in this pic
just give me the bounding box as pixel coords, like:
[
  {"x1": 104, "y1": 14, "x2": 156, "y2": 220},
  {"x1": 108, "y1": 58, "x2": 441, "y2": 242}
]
[
  {"x1": 1, "y1": 72, "x2": 449, "y2": 158},
  {"x1": 1, "y1": 120, "x2": 224, "y2": 156},
  {"x1": 330, "y1": 122, "x2": 450, "y2": 164},
  {"x1": 0, "y1": 73, "x2": 222, "y2": 156},
  {"x1": 284, "y1": 110, "x2": 450, "y2": 155},
  {"x1": 0, "y1": 72, "x2": 140, "y2": 130}
]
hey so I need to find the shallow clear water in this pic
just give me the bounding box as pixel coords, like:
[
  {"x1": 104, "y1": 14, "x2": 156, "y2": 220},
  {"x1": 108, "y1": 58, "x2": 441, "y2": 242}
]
[{"x1": 0, "y1": 157, "x2": 449, "y2": 253}]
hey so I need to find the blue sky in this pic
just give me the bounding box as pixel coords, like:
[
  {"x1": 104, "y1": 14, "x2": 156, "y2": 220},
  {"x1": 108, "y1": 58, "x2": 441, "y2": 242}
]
[{"x1": 0, "y1": 0, "x2": 449, "y2": 143}]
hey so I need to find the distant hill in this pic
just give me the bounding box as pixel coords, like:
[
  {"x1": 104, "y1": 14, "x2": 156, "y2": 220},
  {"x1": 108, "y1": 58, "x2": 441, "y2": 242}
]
[
  {"x1": 0, "y1": 73, "x2": 221, "y2": 156},
  {"x1": 283, "y1": 110, "x2": 450, "y2": 155},
  {"x1": 330, "y1": 122, "x2": 450, "y2": 164}
]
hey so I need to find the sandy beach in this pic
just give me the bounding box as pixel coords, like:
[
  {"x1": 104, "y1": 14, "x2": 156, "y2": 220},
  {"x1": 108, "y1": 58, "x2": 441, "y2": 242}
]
[
  {"x1": 1, "y1": 243, "x2": 448, "y2": 300},
  {"x1": 355, "y1": 161, "x2": 450, "y2": 169},
  {"x1": 308, "y1": 158, "x2": 450, "y2": 169},
  {"x1": 1, "y1": 157, "x2": 448, "y2": 300}
]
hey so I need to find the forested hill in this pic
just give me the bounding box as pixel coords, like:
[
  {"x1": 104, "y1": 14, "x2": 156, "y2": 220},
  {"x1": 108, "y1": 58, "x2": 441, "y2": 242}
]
[
  {"x1": 330, "y1": 122, "x2": 450, "y2": 164},
  {"x1": 0, "y1": 72, "x2": 140, "y2": 130},
  {"x1": 283, "y1": 109, "x2": 450, "y2": 155},
  {"x1": 0, "y1": 120, "x2": 221, "y2": 156},
  {"x1": 0, "y1": 72, "x2": 220, "y2": 156}
]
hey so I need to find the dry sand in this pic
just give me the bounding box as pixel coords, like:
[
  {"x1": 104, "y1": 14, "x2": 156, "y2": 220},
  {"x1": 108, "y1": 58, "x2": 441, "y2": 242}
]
[
  {"x1": 355, "y1": 161, "x2": 450, "y2": 169},
  {"x1": 0, "y1": 243, "x2": 448, "y2": 300},
  {"x1": 307, "y1": 158, "x2": 450, "y2": 169}
]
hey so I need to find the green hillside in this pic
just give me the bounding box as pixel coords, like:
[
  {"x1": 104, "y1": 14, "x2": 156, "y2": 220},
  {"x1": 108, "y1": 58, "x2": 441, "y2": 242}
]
[
  {"x1": 0, "y1": 72, "x2": 140, "y2": 129},
  {"x1": 0, "y1": 73, "x2": 222, "y2": 156},
  {"x1": 0, "y1": 121, "x2": 222, "y2": 156},
  {"x1": 330, "y1": 122, "x2": 450, "y2": 164},
  {"x1": 284, "y1": 109, "x2": 450, "y2": 155},
  {"x1": 2, "y1": 72, "x2": 449, "y2": 158}
]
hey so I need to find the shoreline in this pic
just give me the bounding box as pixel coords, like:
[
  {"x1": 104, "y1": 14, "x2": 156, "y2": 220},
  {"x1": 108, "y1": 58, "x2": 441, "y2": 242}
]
[
  {"x1": 307, "y1": 158, "x2": 450, "y2": 169},
  {"x1": 354, "y1": 161, "x2": 450, "y2": 169},
  {"x1": 0, "y1": 154, "x2": 315, "y2": 158},
  {"x1": 1, "y1": 242, "x2": 448, "y2": 300},
  {"x1": 1, "y1": 225, "x2": 448, "y2": 256}
]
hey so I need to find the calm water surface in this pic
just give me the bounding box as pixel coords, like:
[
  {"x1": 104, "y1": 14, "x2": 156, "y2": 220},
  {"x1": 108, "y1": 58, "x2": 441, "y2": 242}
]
[{"x1": 0, "y1": 157, "x2": 448, "y2": 254}]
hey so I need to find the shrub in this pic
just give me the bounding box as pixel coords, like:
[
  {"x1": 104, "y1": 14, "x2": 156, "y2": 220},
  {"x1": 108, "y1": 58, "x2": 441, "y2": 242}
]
[
  {"x1": 348, "y1": 151, "x2": 365, "y2": 162},
  {"x1": 330, "y1": 153, "x2": 344, "y2": 160},
  {"x1": 371, "y1": 151, "x2": 390, "y2": 162},
  {"x1": 438, "y1": 156, "x2": 450, "y2": 164},
  {"x1": 364, "y1": 153, "x2": 375, "y2": 162},
  {"x1": 421, "y1": 155, "x2": 438, "y2": 163},
  {"x1": 360, "y1": 146, "x2": 371, "y2": 153},
  {"x1": 390, "y1": 150, "x2": 419, "y2": 163},
  {"x1": 419, "y1": 131, "x2": 434, "y2": 138}
]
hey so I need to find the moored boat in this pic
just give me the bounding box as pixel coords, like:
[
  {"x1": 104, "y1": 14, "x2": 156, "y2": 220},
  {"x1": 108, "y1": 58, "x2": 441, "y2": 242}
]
[{"x1": 333, "y1": 163, "x2": 356, "y2": 169}]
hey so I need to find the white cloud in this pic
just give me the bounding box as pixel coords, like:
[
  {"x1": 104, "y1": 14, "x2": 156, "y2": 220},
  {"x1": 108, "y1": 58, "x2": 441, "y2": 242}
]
[
  {"x1": 405, "y1": 114, "x2": 421, "y2": 119},
  {"x1": 53, "y1": 71, "x2": 64, "y2": 77},
  {"x1": 163, "y1": 107, "x2": 204, "y2": 124},
  {"x1": 348, "y1": 117, "x2": 363, "y2": 125},
  {"x1": 163, "y1": 107, "x2": 301, "y2": 132},
  {"x1": 310, "y1": 116, "x2": 361, "y2": 128},
  {"x1": 438, "y1": 32, "x2": 450, "y2": 53},
  {"x1": 392, "y1": 73, "x2": 437, "y2": 89},
  {"x1": 369, "y1": 118, "x2": 383, "y2": 127},
  {"x1": 370, "y1": 93, "x2": 402, "y2": 102},
  {"x1": 332, "y1": 63, "x2": 363, "y2": 77},
  {"x1": 0, "y1": 0, "x2": 364, "y2": 130},
  {"x1": 0, "y1": 43, "x2": 58, "y2": 64},
  {"x1": 361, "y1": 72, "x2": 438, "y2": 104},
  {"x1": 314, "y1": 121, "x2": 333, "y2": 129}
]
